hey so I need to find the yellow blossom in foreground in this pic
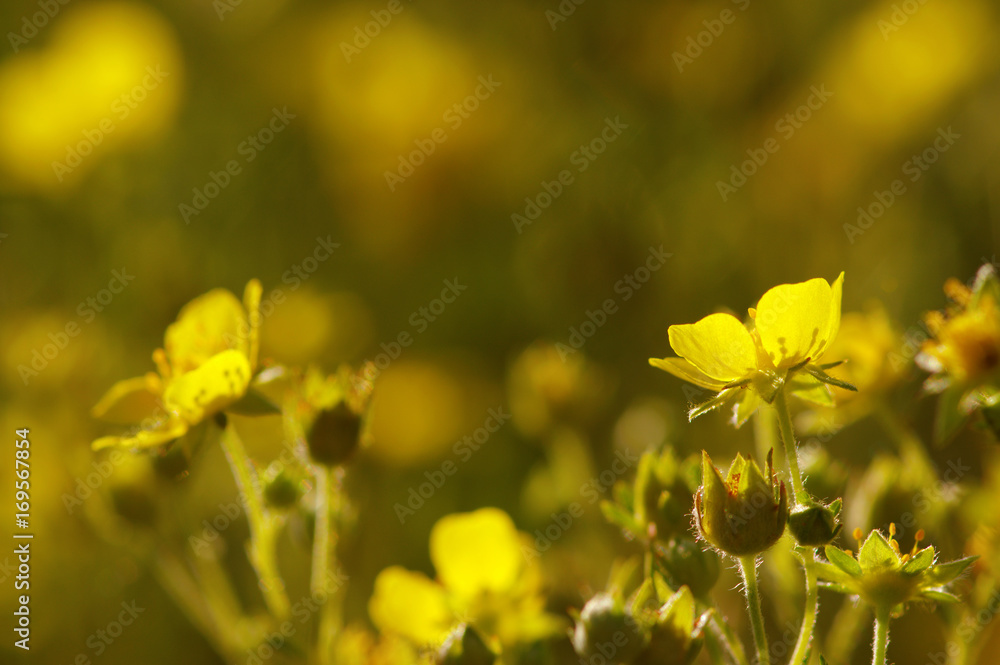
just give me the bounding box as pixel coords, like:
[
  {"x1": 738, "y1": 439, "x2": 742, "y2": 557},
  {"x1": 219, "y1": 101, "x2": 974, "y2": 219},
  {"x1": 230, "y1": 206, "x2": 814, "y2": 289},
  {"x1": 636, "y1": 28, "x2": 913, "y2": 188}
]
[
  {"x1": 91, "y1": 280, "x2": 264, "y2": 450},
  {"x1": 650, "y1": 273, "x2": 850, "y2": 425},
  {"x1": 368, "y1": 508, "x2": 563, "y2": 652}
]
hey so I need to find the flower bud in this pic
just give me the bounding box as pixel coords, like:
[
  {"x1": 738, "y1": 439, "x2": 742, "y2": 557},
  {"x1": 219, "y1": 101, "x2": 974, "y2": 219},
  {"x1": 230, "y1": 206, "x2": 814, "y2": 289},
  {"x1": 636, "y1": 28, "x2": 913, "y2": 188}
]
[
  {"x1": 634, "y1": 449, "x2": 695, "y2": 542},
  {"x1": 657, "y1": 538, "x2": 720, "y2": 598},
  {"x1": 632, "y1": 587, "x2": 706, "y2": 665},
  {"x1": 694, "y1": 450, "x2": 788, "y2": 557},
  {"x1": 572, "y1": 592, "x2": 645, "y2": 664},
  {"x1": 437, "y1": 624, "x2": 495, "y2": 665},
  {"x1": 307, "y1": 401, "x2": 362, "y2": 466},
  {"x1": 787, "y1": 499, "x2": 842, "y2": 547},
  {"x1": 263, "y1": 465, "x2": 310, "y2": 510}
]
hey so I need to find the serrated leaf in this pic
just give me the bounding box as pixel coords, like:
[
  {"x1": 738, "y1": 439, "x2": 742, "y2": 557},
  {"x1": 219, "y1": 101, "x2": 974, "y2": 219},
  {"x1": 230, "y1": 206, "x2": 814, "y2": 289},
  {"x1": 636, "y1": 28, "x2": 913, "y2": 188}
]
[
  {"x1": 901, "y1": 546, "x2": 935, "y2": 575},
  {"x1": 825, "y1": 545, "x2": 863, "y2": 577},
  {"x1": 858, "y1": 532, "x2": 899, "y2": 572},
  {"x1": 226, "y1": 389, "x2": 282, "y2": 416}
]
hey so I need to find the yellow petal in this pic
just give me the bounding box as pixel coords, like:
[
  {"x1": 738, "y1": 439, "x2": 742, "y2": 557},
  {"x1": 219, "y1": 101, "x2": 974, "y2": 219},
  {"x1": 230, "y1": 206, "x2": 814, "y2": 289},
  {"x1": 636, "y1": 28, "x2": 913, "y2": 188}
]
[
  {"x1": 755, "y1": 274, "x2": 843, "y2": 368},
  {"x1": 92, "y1": 418, "x2": 188, "y2": 451},
  {"x1": 649, "y1": 357, "x2": 728, "y2": 390},
  {"x1": 91, "y1": 373, "x2": 164, "y2": 424},
  {"x1": 164, "y1": 349, "x2": 251, "y2": 424},
  {"x1": 667, "y1": 313, "x2": 757, "y2": 382},
  {"x1": 430, "y1": 508, "x2": 522, "y2": 600},
  {"x1": 368, "y1": 567, "x2": 453, "y2": 645},
  {"x1": 164, "y1": 288, "x2": 246, "y2": 375}
]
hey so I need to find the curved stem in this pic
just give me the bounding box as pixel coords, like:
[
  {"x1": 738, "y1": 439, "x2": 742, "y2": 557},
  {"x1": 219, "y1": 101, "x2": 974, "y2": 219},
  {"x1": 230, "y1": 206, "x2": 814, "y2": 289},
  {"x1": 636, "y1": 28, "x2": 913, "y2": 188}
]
[
  {"x1": 220, "y1": 425, "x2": 290, "y2": 619},
  {"x1": 738, "y1": 556, "x2": 770, "y2": 665},
  {"x1": 789, "y1": 548, "x2": 819, "y2": 665},
  {"x1": 872, "y1": 605, "x2": 891, "y2": 665},
  {"x1": 773, "y1": 388, "x2": 806, "y2": 505}
]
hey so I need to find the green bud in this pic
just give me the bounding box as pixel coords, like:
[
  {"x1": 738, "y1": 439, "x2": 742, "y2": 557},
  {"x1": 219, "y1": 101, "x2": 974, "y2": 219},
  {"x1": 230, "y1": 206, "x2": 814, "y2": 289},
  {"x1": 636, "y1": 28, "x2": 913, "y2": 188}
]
[
  {"x1": 263, "y1": 465, "x2": 309, "y2": 510},
  {"x1": 658, "y1": 538, "x2": 720, "y2": 598},
  {"x1": 633, "y1": 587, "x2": 707, "y2": 665},
  {"x1": 787, "y1": 499, "x2": 842, "y2": 547},
  {"x1": 307, "y1": 401, "x2": 362, "y2": 466},
  {"x1": 694, "y1": 450, "x2": 788, "y2": 557},
  {"x1": 572, "y1": 593, "x2": 646, "y2": 664},
  {"x1": 634, "y1": 449, "x2": 695, "y2": 542},
  {"x1": 438, "y1": 624, "x2": 496, "y2": 665}
]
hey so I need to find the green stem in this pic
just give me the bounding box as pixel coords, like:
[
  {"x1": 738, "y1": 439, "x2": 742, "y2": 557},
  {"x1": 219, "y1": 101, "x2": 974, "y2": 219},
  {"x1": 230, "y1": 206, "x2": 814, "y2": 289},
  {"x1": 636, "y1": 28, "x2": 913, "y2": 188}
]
[
  {"x1": 773, "y1": 388, "x2": 807, "y2": 504},
  {"x1": 872, "y1": 605, "x2": 891, "y2": 665},
  {"x1": 773, "y1": 387, "x2": 820, "y2": 665},
  {"x1": 738, "y1": 556, "x2": 770, "y2": 665},
  {"x1": 789, "y1": 548, "x2": 819, "y2": 665},
  {"x1": 220, "y1": 425, "x2": 290, "y2": 619},
  {"x1": 311, "y1": 465, "x2": 343, "y2": 665}
]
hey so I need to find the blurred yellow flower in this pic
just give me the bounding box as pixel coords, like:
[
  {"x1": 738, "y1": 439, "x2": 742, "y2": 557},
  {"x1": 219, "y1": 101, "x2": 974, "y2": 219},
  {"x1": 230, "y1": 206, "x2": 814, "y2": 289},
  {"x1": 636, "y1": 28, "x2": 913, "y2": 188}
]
[
  {"x1": 918, "y1": 266, "x2": 1000, "y2": 441},
  {"x1": 368, "y1": 508, "x2": 563, "y2": 651},
  {"x1": 650, "y1": 273, "x2": 850, "y2": 425},
  {"x1": 0, "y1": 2, "x2": 182, "y2": 189},
  {"x1": 91, "y1": 280, "x2": 263, "y2": 450}
]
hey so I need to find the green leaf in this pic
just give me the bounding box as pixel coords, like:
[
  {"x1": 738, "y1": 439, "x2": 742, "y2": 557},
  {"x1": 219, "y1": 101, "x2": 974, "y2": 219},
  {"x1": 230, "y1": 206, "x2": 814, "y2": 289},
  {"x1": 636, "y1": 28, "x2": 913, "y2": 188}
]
[
  {"x1": 600, "y1": 500, "x2": 641, "y2": 536},
  {"x1": 803, "y1": 364, "x2": 858, "y2": 392},
  {"x1": 825, "y1": 545, "x2": 863, "y2": 577},
  {"x1": 925, "y1": 556, "x2": 978, "y2": 586},
  {"x1": 934, "y1": 386, "x2": 969, "y2": 445},
  {"x1": 921, "y1": 589, "x2": 961, "y2": 604},
  {"x1": 901, "y1": 546, "x2": 935, "y2": 575},
  {"x1": 858, "y1": 531, "x2": 899, "y2": 572},
  {"x1": 688, "y1": 388, "x2": 736, "y2": 421},
  {"x1": 226, "y1": 389, "x2": 282, "y2": 416}
]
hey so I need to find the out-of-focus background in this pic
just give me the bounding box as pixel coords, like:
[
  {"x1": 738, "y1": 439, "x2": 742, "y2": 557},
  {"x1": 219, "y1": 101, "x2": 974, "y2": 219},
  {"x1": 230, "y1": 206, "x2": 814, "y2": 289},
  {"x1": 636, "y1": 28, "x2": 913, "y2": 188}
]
[{"x1": 1, "y1": 0, "x2": 999, "y2": 663}]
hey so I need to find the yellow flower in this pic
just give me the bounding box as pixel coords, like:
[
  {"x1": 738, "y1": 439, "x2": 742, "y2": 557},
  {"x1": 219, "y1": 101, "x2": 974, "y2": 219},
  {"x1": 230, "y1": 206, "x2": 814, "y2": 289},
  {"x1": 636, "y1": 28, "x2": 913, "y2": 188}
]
[
  {"x1": 917, "y1": 265, "x2": 1000, "y2": 442},
  {"x1": 649, "y1": 273, "x2": 851, "y2": 426},
  {"x1": 91, "y1": 280, "x2": 264, "y2": 450},
  {"x1": 816, "y1": 525, "x2": 976, "y2": 616},
  {"x1": 368, "y1": 508, "x2": 563, "y2": 651}
]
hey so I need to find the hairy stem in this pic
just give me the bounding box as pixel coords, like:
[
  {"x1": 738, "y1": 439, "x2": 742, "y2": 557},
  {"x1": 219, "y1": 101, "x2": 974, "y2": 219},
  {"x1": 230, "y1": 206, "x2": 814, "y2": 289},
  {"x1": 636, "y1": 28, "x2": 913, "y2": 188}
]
[
  {"x1": 311, "y1": 465, "x2": 344, "y2": 664},
  {"x1": 789, "y1": 548, "x2": 819, "y2": 665},
  {"x1": 872, "y1": 605, "x2": 891, "y2": 665},
  {"x1": 220, "y1": 425, "x2": 289, "y2": 619},
  {"x1": 738, "y1": 556, "x2": 770, "y2": 665},
  {"x1": 773, "y1": 388, "x2": 806, "y2": 504}
]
